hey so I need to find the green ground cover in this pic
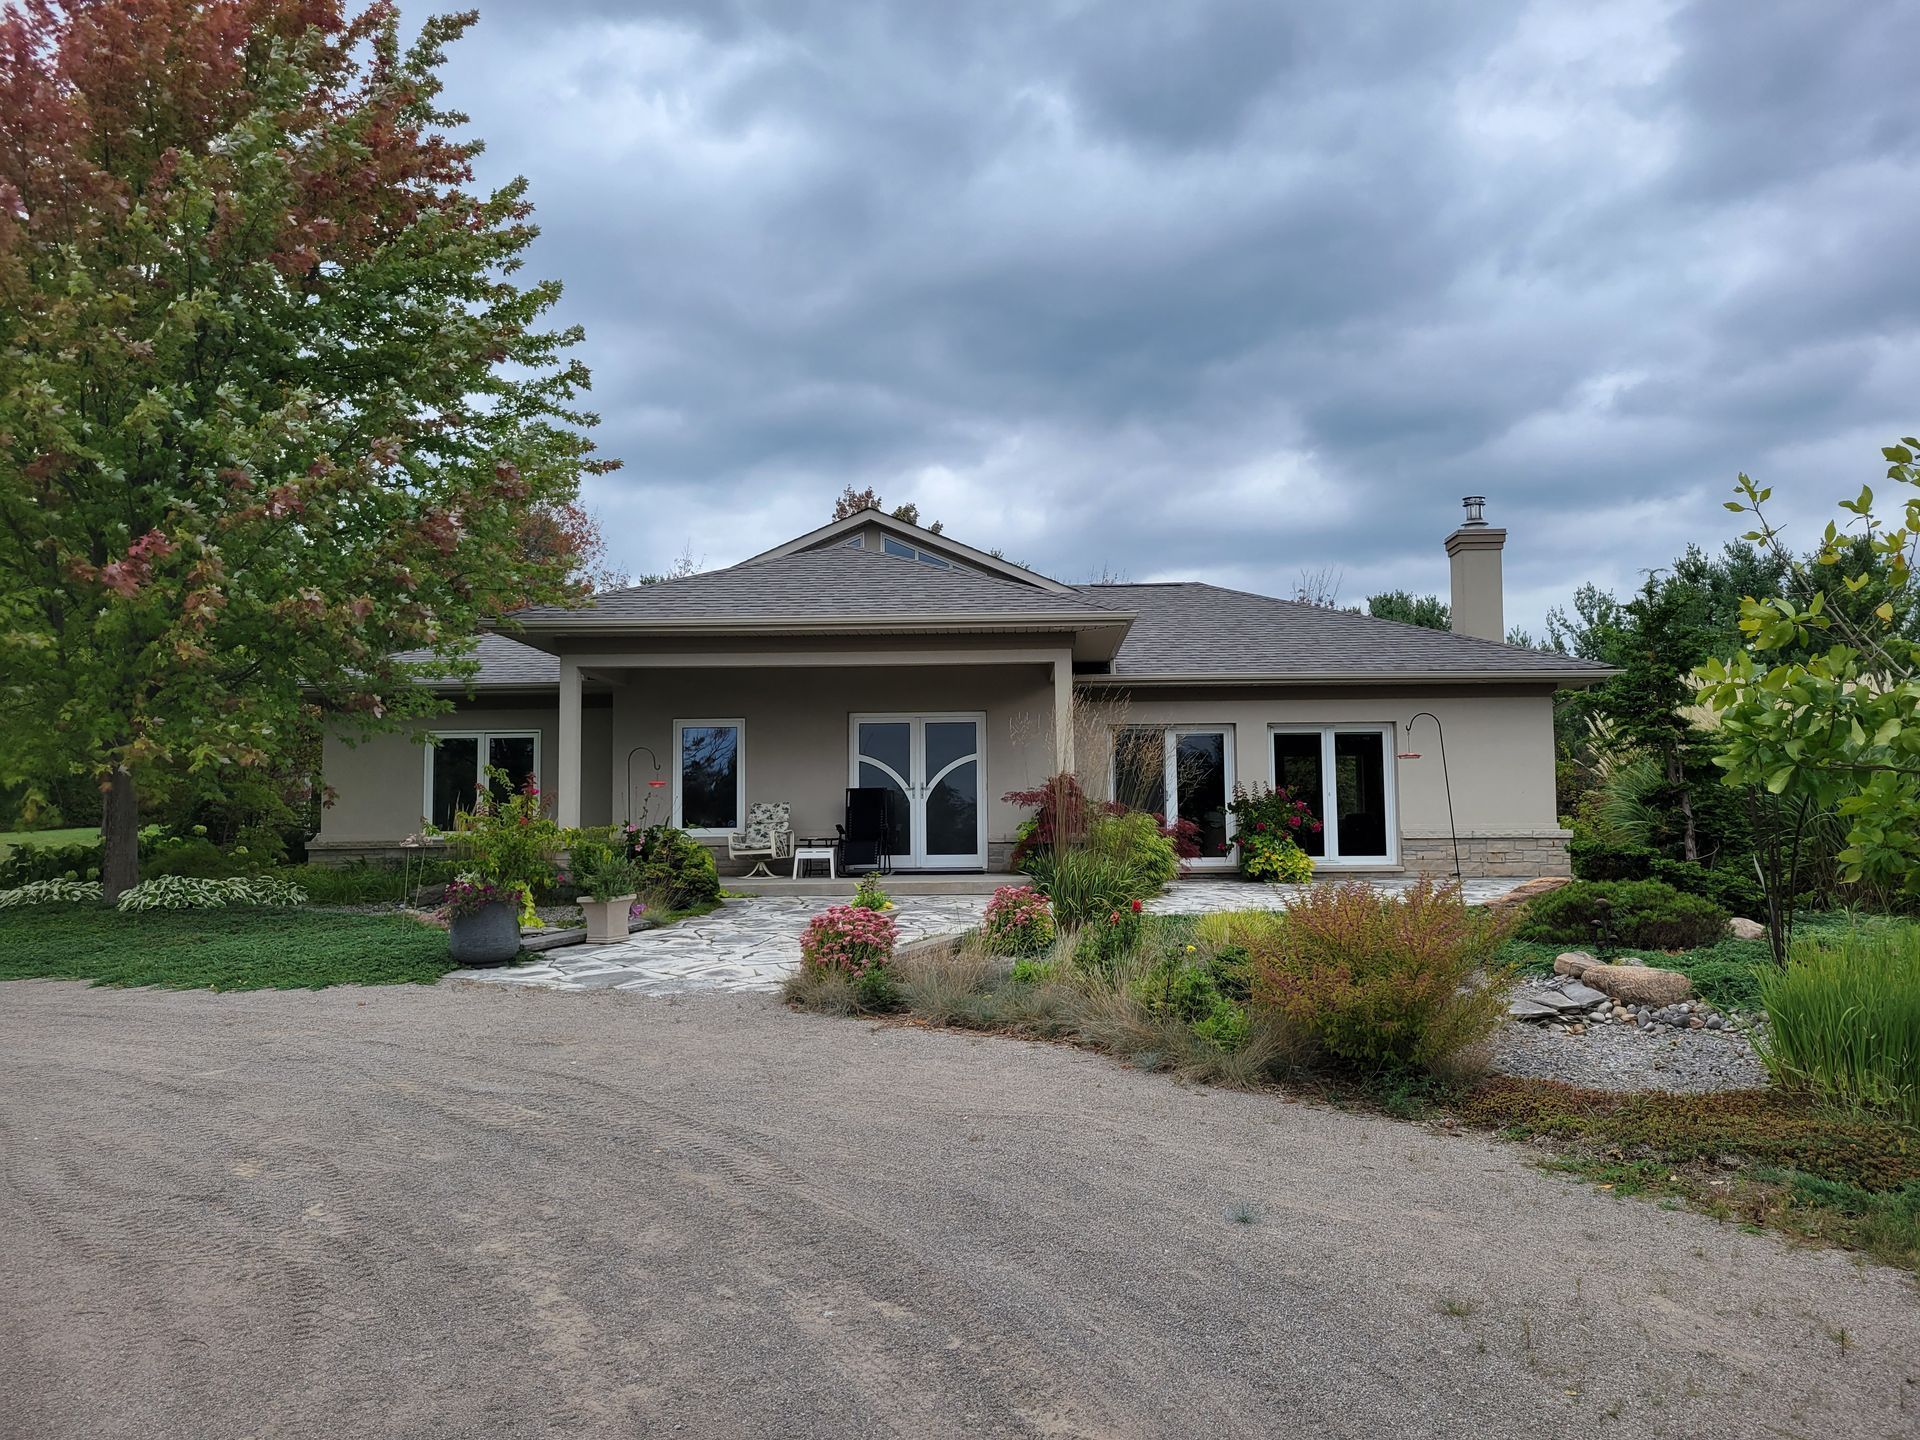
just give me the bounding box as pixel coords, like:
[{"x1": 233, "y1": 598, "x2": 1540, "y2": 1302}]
[
  {"x1": 0, "y1": 907, "x2": 457, "y2": 990},
  {"x1": 0, "y1": 826, "x2": 98, "y2": 860}
]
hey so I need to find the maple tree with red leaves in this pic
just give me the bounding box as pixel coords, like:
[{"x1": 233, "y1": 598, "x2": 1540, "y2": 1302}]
[{"x1": 0, "y1": 1, "x2": 618, "y2": 896}]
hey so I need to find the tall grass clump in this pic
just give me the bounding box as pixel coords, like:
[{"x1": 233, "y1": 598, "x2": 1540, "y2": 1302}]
[
  {"x1": 1250, "y1": 879, "x2": 1516, "y2": 1075},
  {"x1": 1760, "y1": 924, "x2": 1920, "y2": 1126}
]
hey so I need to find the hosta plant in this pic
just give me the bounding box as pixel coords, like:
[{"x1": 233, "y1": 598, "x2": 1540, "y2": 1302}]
[
  {"x1": 0, "y1": 878, "x2": 104, "y2": 908},
  {"x1": 982, "y1": 885, "x2": 1056, "y2": 957},
  {"x1": 115, "y1": 874, "x2": 308, "y2": 913}
]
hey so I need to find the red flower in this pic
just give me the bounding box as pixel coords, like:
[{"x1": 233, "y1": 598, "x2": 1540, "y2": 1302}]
[{"x1": 1130, "y1": 898, "x2": 1142, "y2": 913}]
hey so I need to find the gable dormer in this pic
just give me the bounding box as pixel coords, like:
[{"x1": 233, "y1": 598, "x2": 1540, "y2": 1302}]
[{"x1": 734, "y1": 508, "x2": 1072, "y2": 593}]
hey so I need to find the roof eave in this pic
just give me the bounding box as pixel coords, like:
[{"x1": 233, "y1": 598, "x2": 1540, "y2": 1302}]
[
  {"x1": 1079, "y1": 668, "x2": 1618, "y2": 687},
  {"x1": 496, "y1": 611, "x2": 1135, "y2": 634}
]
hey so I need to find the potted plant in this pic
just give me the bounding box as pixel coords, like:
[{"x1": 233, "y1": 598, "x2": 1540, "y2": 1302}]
[
  {"x1": 442, "y1": 875, "x2": 521, "y2": 966},
  {"x1": 431, "y1": 770, "x2": 563, "y2": 960},
  {"x1": 570, "y1": 839, "x2": 640, "y2": 944}
]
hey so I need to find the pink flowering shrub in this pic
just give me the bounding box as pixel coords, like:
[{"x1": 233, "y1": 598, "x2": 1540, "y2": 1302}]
[
  {"x1": 982, "y1": 884, "x2": 1056, "y2": 957},
  {"x1": 800, "y1": 904, "x2": 899, "y2": 977}
]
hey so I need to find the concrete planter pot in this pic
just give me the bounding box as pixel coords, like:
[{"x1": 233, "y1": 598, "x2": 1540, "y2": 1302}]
[
  {"x1": 447, "y1": 899, "x2": 522, "y2": 967},
  {"x1": 580, "y1": 895, "x2": 638, "y2": 945}
]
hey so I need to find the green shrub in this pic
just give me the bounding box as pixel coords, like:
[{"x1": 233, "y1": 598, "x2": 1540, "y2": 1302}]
[
  {"x1": 1130, "y1": 946, "x2": 1252, "y2": 1051},
  {"x1": 850, "y1": 873, "x2": 893, "y2": 911},
  {"x1": 283, "y1": 859, "x2": 456, "y2": 906},
  {"x1": 1760, "y1": 924, "x2": 1920, "y2": 1126},
  {"x1": 0, "y1": 837, "x2": 106, "y2": 885},
  {"x1": 1516, "y1": 879, "x2": 1729, "y2": 950},
  {"x1": 628, "y1": 825, "x2": 721, "y2": 911},
  {"x1": 1568, "y1": 835, "x2": 1766, "y2": 918},
  {"x1": 1027, "y1": 847, "x2": 1137, "y2": 928},
  {"x1": 1088, "y1": 811, "x2": 1179, "y2": 892},
  {"x1": 568, "y1": 839, "x2": 640, "y2": 902},
  {"x1": 1072, "y1": 900, "x2": 1144, "y2": 975},
  {"x1": 1227, "y1": 783, "x2": 1320, "y2": 883},
  {"x1": 1251, "y1": 879, "x2": 1515, "y2": 1074}
]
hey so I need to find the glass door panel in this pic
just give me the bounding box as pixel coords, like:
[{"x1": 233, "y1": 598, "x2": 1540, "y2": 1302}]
[
  {"x1": 1333, "y1": 731, "x2": 1389, "y2": 859},
  {"x1": 855, "y1": 721, "x2": 913, "y2": 865},
  {"x1": 1173, "y1": 730, "x2": 1232, "y2": 861},
  {"x1": 1272, "y1": 731, "x2": 1326, "y2": 857},
  {"x1": 1112, "y1": 726, "x2": 1167, "y2": 816}
]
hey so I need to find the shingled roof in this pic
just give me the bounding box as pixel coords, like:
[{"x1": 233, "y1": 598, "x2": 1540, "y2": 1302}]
[
  {"x1": 1081, "y1": 582, "x2": 1611, "y2": 682},
  {"x1": 508, "y1": 544, "x2": 1121, "y2": 628},
  {"x1": 395, "y1": 631, "x2": 558, "y2": 689}
]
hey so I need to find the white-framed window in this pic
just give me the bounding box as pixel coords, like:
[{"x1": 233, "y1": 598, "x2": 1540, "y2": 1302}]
[
  {"x1": 880, "y1": 535, "x2": 951, "y2": 568},
  {"x1": 423, "y1": 731, "x2": 541, "y2": 830},
  {"x1": 1109, "y1": 724, "x2": 1237, "y2": 865},
  {"x1": 1269, "y1": 724, "x2": 1397, "y2": 864},
  {"x1": 673, "y1": 719, "x2": 745, "y2": 836}
]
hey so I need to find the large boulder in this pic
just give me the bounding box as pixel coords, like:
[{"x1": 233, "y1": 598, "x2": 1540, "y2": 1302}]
[
  {"x1": 1728, "y1": 916, "x2": 1767, "y2": 942},
  {"x1": 1578, "y1": 963, "x2": 1692, "y2": 1007},
  {"x1": 1553, "y1": 951, "x2": 1598, "y2": 978}
]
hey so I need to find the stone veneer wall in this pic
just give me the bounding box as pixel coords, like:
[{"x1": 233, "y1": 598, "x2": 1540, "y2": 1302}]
[{"x1": 1399, "y1": 831, "x2": 1571, "y2": 878}]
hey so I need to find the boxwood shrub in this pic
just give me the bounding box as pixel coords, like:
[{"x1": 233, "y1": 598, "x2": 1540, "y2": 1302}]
[{"x1": 1517, "y1": 879, "x2": 1730, "y2": 951}]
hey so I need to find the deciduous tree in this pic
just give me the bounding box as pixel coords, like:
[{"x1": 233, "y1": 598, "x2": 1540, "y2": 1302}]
[{"x1": 0, "y1": 1, "x2": 615, "y2": 896}]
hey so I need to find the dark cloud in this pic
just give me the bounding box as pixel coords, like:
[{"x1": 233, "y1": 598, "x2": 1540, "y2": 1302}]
[{"x1": 438, "y1": 0, "x2": 1920, "y2": 626}]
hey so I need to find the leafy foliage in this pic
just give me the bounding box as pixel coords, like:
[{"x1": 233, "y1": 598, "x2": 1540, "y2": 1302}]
[
  {"x1": 0, "y1": 878, "x2": 103, "y2": 908},
  {"x1": 982, "y1": 885, "x2": 1056, "y2": 957},
  {"x1": 1760, "y1": 923, "x2": 1920, "y2": 1126},
  {"x1": 114, "y1": 874, "x2": 307, "y2": 912},
  {"x1": 1568, "y1": 835, "x2": 1765, "y2": 916},
  {"x1": 1366, "y1": 591, "x2": 1450, "y2": 631},
  {"x1": 565, "y1": 836, "x2": 639, "y2": 902},
  {"x1": 799, "y1": 904, "x2": 899, "y2": 990},
  {"x1": 1227, "y1": 783, "x2": 1319, "y2": 883},
  {"x1": 1250, "y1": 880, "x2": 1515, "y2": 1073},
  {"x1": 625, "y1": 824, "x2": 721, "y2": 912},
  {"x1": 1696, "y1": 449, "x2": 1920, "y2": 923},
  {"x1": 1071, "y1": 900, "x2": 1144, "y2": 976},
  {"x1": 851, "y1": 873, "x2": 894, "y2": 911},
  {"x1": 0, "y1": 1, "x2": 615, "y2": 893},
  {"x1": 1515, "y1": 879, "x2": 1730, "y2": 951}
]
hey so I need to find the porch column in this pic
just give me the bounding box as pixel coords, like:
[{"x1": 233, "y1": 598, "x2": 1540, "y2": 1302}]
[
  {"x1": 1052, "y1": 651, "x2": 1075, "y2": 775},
  {"x1": 556, "y1": 656, "x2": 582, "y2": 828}
]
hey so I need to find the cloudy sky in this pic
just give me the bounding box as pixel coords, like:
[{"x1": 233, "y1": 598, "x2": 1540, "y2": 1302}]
[{"x1": 438, "y1": 0, "x2": 1919, "y2": 633}]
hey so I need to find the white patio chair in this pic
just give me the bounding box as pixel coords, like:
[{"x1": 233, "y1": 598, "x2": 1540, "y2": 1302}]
[{"x1": 727, "y1": 801, "x2": 793, "y2": 878}]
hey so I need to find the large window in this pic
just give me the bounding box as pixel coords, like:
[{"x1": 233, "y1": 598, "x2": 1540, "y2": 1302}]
[
  {"x1": 674, "y1": 719, "x2": 744, "y2": 835},
  {"x1": 424, "y1": 731, "x2": 539, "y2": 830},
  {"x1": 1270, "y1": 726, "x2": 1396, "y2": 863},
  {"x1": 881, "y1": 536, "x2": 951, "y2": 568},
  {"x1": 1110, "y1": 725, "x2": 1236, "y2": 864}
]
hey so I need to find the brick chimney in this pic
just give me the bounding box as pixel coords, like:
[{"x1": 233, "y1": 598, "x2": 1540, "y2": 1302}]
[{"x1": 1445, "y1": 496, "x2": 1506, "y2": 642}]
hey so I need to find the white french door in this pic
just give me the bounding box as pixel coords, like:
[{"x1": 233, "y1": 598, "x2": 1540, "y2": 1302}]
[
  {"x1": 1111, "y1": 724, "x2": 1237, "y2": 868},
  {"x1": 849, "y1": 714, "x2": 987, "y2": 869}
]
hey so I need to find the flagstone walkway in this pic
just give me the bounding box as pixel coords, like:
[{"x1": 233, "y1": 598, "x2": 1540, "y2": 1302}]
[{"x1": 448, "y1": 876, "x2": 1531, "y2": 997}]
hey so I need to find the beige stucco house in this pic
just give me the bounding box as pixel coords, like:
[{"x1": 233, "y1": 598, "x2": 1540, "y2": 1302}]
[{"x1": 315, "y1": 500, "x2": 1610, "y2": 877}]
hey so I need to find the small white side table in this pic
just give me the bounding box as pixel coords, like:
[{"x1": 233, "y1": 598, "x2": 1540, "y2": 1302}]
[{"x1": 791, "y1": 845, "x2": 837, "y2": 879}]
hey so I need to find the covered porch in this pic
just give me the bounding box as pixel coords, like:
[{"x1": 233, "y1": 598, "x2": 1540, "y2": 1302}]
[{"x1": 548, "y1": 642, "x2": 1081, "y2": 874}]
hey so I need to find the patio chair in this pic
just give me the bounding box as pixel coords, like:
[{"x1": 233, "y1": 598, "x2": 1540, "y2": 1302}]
[
  {"x1": 837, "y1": 787, "x2": 894, "y2": 875},
  {"x1": 726, "y1": 801, "x2": 793, "y2": 878}
]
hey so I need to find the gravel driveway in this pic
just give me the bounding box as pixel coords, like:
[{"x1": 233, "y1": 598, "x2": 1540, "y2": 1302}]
[{"x1": 3, "y1": 981, "x2": 1915, "y2": 1440}]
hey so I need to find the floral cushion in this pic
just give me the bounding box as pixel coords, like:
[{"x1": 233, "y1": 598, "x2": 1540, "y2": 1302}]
[{"x1": 739, "y1": 800, "x2": 792, "y2": 849}]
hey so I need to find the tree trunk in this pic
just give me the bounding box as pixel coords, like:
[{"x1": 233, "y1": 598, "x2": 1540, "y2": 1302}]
[
  {"x1": 1669, "y1": 751, "x2": 1699, "y2": 862},
  {"x1": 101, "y1": 767, "x2": 139, "y2": 902}
]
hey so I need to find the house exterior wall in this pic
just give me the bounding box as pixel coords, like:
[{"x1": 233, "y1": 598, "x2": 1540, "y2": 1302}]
[
  {"x1": 1087, "y1": 683, "x2": 1567, "y2": 877},
  {"x1": 312, "y1": 699, "x2": 611, "y2": 861},
  {"x1": 609, "y1": 662, "x2": 1059, "y2": 869}
]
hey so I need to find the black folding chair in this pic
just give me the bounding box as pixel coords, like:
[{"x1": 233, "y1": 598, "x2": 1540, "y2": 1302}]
[{"x1": 837, "y1": 786, "x2": 896, "y2": 875}]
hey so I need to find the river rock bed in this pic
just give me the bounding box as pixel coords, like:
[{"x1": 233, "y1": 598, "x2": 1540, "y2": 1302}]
[{"x1": 1489, "y1": 1017, "x2": 1769, "y2": 1093}]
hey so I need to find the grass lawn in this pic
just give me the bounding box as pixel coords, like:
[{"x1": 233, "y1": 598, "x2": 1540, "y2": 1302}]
[
  {"x1": 0, "y1": 826, "x2": 98, "y2": 860},
  {"x1": 0, "y1": 906, "x2": 458, "y2": 990}
]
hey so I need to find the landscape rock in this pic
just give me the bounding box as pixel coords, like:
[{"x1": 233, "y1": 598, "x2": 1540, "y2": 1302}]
[
  {"x1": 1553, "y1": 951, "x2": 1598, "y2": 978},
  {"x1": 1577, "y1": 963, "x2": 1693, "y2": 1007},
  {"x1": 1558, "y1": 980, "x2": 1610, "y2": 1008},
  {"x1": 1728, "y1": 916, "x2": 1767, "y2": 941},
  {"x1": 1507, "y1": 998, "x2": 1558, "y2": 1021}
]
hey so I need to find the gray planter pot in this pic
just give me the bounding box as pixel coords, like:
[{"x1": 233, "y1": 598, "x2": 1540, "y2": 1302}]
[{"x1": 448, "y1": 898, "x2": 522, "y2": 967}]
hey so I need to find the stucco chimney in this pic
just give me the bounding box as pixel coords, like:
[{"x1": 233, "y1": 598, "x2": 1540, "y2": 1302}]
[{"x1": 1445, "y1": 496, "x2": 1506, "y2": 642}]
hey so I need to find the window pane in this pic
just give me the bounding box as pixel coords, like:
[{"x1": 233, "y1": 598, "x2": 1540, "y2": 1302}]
[
  {"x1": 1333, "y1": 732, "x2": 1388, "y2": 858},
  {"x1": 1272, "y1": 733, "x2": 1326, "y2": 857},
  {"x1": 882, "y1": 537, "x2": 915, "y2": 559},
  {"x1": 915, "y1": 550, "x2": 949, "y2": 568},
  {"x1": 1174, "y1": 731, "x2": 1230, "y2": 859},
  {"x1": 430, "y1": 737, "x2": 479, "y2": 830},
  {"x1": 679, "y1": 725, "x2": 739, "y2": 831},
  {"x1": 856, "y1": 721, "x2": 912, "y2": 786},
  {"x1": 855, "y1": 762, "x2": 909, "y2": 855},
  {"x1": 487, "y1": 735, "x2": 536, "y2": 804},
  {"x1": 924, "y1": 721, "x2": 977, "y2": 779},
  {"x1": 1112, "y1": 727, "x2": 1166, "y2": 816}
]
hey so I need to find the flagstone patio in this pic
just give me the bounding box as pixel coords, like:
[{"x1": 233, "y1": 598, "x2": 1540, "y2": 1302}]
[{"x1": 447, "y1": 876, "x2": 1532, "y2": 998}]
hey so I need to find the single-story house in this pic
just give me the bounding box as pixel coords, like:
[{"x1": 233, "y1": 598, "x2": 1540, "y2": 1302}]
[{"x1": 315, "y1": 499, "x2": 1610, "y2": 876}]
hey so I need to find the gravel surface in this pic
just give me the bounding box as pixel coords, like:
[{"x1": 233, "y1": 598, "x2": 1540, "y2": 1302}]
[
  {"x1": 3, "y1": 982, "x2": 1915, "y2": 1440},
  {"x1": 1491, "y1": 1019, "x2": 1773, "y2": 1093}
]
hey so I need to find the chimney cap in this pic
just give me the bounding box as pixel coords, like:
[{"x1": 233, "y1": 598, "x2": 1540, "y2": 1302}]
[{"x1": 1460, "y1": 495, "x2": 1488, "y2": 526}]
